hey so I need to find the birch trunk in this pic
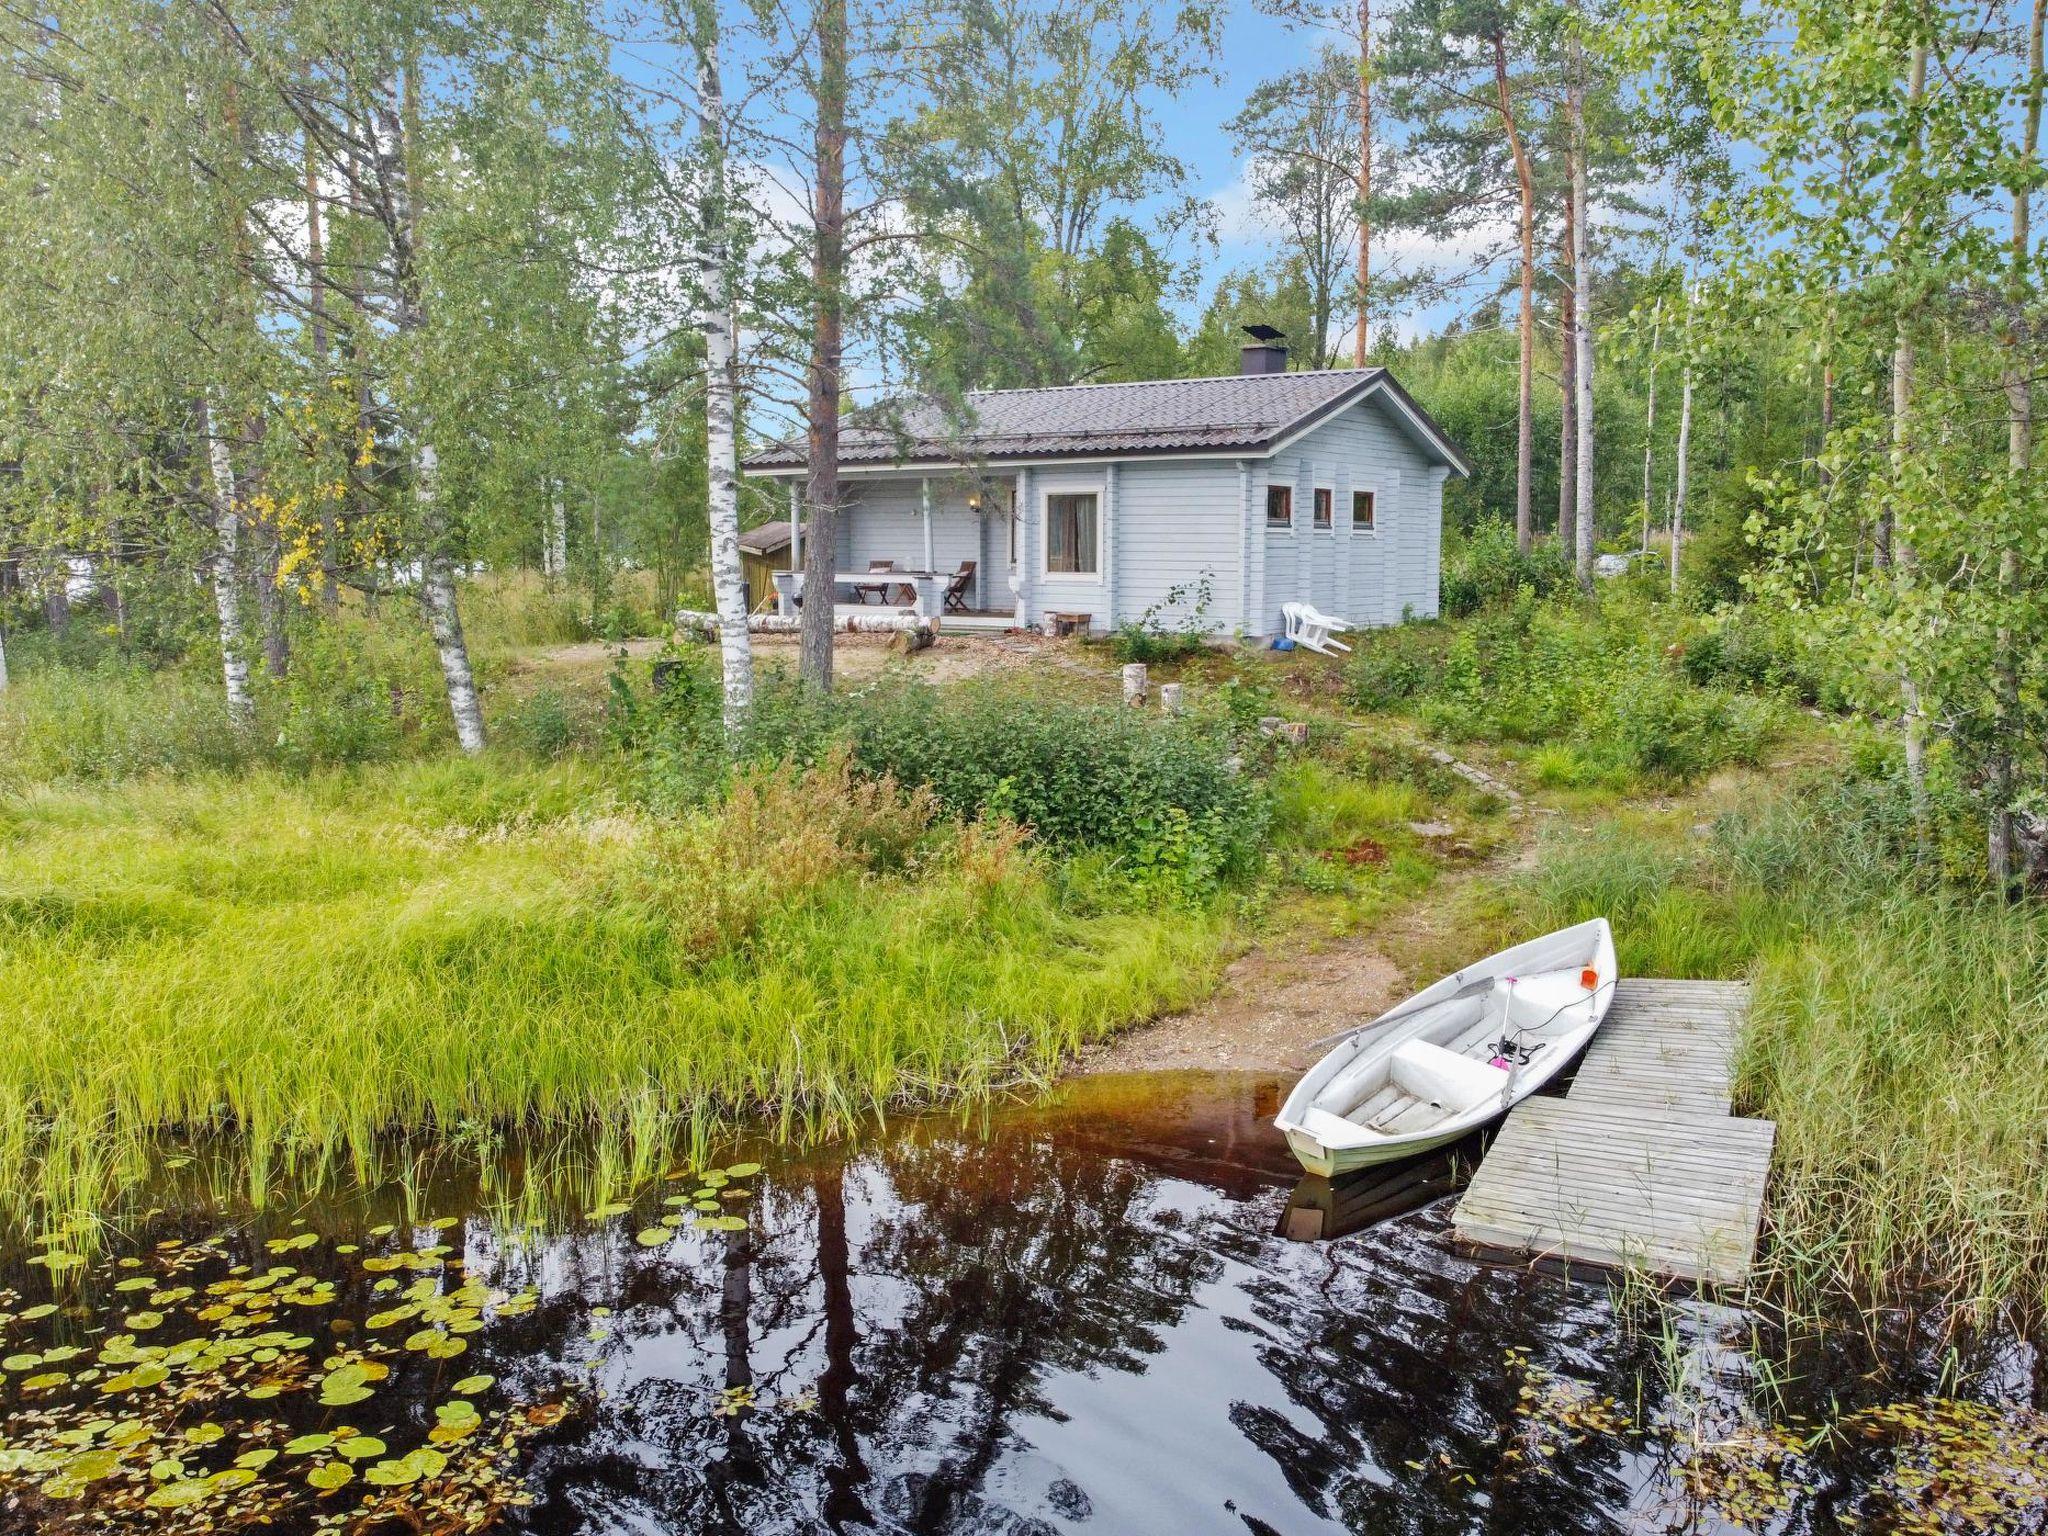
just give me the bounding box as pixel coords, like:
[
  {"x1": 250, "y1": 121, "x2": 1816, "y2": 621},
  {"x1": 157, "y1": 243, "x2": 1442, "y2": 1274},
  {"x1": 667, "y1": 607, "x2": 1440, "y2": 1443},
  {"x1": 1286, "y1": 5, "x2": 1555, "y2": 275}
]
[
  {"x1": 1893, "y1": 42, "x2": 1930, "y2": 851},
  {"x1": 799, "y1": 0, "x2": 848, "y2": 690},
  {"x1": 1992, "y1": 0, "x2": 2044, "y2": 894},
  {"x1": 691, "y1": 0, "x2": 753, "y2": 727},
  {"x1": 1353, "y1": 0, "x2": 1371, "y2": 364},
  {"x1": 1670, "y1": 365, "x2": 1693, "y2": 595},
  {"x1": 1568, "y1": 23, "x2": 1596, "y2": 594},
  {"x1": 544, "y1": 485, "x2": 568, "y2": 582},
  {"x1": 1641, "y1": 303, "x2": 1660, "y2": 554},
  {"x1": 417, "y1": 445, "x2": 487, "y2": 755},
  {"x1": 383, "y1": 66, "x2": 486, "y2": 754},
  {"x1": 1492, "y1": 33, "x2": 1535, "y2": 552},
  {"x1": 201, "y1": 396, "x2": 255, "y2": 730},
  {"x1": 0, "y1": 624, "x2": 9, "y2": 692},
  {"x1": 304, "y1": 105, "x2": 339, "y2": 616}
]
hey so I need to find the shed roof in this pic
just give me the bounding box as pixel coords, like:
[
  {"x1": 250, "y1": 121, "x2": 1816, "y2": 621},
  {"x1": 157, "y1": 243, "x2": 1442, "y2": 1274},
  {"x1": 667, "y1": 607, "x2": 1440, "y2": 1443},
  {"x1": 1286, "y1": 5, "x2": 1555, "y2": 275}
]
[
  {"x1": 737, "y1": 519, "x2": 791, "y2": 556},
  {"x1": 741, "y1": 367, "x2": 1470, "y2": 477}
]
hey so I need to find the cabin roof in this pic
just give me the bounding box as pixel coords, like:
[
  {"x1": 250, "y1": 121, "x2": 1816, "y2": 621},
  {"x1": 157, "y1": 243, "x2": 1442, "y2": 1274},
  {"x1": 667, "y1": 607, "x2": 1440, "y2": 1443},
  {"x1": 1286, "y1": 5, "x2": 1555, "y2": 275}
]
[{"x1": 741, "y1": 367, "x2": 1470, "y2": 477}]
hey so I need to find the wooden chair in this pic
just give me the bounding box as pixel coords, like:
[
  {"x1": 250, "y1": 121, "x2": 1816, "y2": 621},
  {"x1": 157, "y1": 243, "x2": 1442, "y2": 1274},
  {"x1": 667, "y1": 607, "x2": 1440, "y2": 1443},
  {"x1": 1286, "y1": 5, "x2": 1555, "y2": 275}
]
[
  {"x1": 943, "y1": 560, "x2": 977, "y2": 613},
  {"x1": 850, "y1": 559, "x2": 897, "y2": 605}
]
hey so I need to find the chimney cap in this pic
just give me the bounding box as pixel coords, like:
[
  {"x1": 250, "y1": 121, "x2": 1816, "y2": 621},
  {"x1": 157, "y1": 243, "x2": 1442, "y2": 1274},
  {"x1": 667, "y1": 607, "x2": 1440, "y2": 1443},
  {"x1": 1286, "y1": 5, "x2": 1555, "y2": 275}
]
[{"x1": 1242, "y1": 323, "x2": 1287, "y2": 343}]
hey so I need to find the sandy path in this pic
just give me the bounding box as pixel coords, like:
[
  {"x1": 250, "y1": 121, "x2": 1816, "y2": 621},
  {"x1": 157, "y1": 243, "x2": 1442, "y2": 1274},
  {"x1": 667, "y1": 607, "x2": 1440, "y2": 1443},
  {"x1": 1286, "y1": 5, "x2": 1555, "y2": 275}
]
[{"x1": 1081, "y1": 935, "x2": 1409, "y2": 1075}]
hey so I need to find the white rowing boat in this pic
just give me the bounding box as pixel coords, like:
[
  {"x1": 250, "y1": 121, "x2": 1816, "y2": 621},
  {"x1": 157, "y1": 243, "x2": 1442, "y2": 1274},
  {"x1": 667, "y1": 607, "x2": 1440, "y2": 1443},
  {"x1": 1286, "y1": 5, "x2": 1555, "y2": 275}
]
[{"x1": 1274, "y1": 918, "x2": 1617, "y2": 1177}]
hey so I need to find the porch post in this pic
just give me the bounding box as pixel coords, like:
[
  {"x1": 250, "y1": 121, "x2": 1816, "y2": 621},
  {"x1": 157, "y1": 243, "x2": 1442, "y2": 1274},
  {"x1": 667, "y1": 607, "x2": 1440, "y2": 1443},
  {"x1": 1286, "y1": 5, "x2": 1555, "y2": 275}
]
[
  {"x1": 1102, "y1": 461, "x2": 1118, "y2": 628},
  {"x1": 920, "y1": 477, "x2": 934, "y2": 574},
  {"x1": 1009, "y1": 467, "x2": 1033, "y2": 628},
  {"x1": 1236, "y1": 459, "x2": 1252, "y2": 635},
  {"x1": 787, "y1": 481, "x2": 801, "y2": 569}
]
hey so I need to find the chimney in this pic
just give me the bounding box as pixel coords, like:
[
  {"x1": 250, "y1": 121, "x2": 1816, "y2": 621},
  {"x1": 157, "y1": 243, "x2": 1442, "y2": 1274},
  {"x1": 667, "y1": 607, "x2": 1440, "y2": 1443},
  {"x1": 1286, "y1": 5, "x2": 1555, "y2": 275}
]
[{"x1": 1239, "y1": 323, "x2": 1288, "y2": 375}]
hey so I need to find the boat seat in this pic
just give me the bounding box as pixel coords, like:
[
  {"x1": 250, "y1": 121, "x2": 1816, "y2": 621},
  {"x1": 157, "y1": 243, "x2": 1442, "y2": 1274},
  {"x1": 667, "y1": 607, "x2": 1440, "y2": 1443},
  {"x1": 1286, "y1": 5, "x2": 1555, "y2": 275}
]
[
  {"x1": 1495, "y1": 968, "x2": 1597, "y2": 1036},
  {"x1": 1386, "y1": 1039, "x2": 1509, "y2": 1117}
]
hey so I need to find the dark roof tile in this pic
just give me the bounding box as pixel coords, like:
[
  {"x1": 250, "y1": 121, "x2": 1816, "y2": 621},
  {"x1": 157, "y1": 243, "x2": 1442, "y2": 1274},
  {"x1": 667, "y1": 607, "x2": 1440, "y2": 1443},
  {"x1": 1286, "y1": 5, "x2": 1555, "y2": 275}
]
[{"x1": 742, "y1": 367, "x2": 1466, "y2": 475}]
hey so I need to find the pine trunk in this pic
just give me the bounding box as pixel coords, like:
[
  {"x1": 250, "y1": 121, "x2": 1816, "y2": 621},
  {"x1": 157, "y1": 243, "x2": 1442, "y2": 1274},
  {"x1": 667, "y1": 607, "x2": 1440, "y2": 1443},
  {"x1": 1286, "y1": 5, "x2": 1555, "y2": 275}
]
[
  {"x1": 1492, "y1": 33, "x2": 1535, "y2": 552},
  {"x1": 1557, "y1": 221, "x2": 1577, "y2": 552},
  {"x1": 692, "y1": 1, "x2": 754, "y2": 728},
  {"x1": 1569, "y1": 24, "x2": 1596, "y2": 593},
  {"x1": 800, "y1": 0, "x2": 849, "y2": 690},
  {"x1": 1354, "y1": 0, "x2": 1371, "y2": 364}
]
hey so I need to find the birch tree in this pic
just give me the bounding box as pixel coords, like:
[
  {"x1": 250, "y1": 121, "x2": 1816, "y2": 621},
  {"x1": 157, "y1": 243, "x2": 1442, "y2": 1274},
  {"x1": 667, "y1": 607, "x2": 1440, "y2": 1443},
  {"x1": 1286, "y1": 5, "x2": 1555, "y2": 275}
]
[
  {"x1": 685, "y1": 0, "x2": 754, "y2": 726},
  {"x1": 1227, "y1": 48, "x2": 1364, "y2": 367}
]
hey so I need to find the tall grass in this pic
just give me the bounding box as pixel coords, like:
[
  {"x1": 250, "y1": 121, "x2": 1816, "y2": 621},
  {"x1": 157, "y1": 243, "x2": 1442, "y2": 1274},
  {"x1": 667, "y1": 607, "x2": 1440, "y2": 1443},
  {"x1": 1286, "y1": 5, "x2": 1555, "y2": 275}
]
[
  {"x1": 1524, "y1": 779, "x2": 2048, "y2": 1327},
  {"x1": 0, "y1": 756, "x2": 1226, "y2": 1230}
]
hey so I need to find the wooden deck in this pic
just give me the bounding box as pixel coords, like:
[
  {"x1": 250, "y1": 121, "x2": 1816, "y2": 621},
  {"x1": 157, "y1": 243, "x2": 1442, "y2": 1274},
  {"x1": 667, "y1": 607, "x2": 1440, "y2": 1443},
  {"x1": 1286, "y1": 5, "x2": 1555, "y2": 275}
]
[{"x1": 1451, "y1": 978, "x2": 1774, "y2": 1286}]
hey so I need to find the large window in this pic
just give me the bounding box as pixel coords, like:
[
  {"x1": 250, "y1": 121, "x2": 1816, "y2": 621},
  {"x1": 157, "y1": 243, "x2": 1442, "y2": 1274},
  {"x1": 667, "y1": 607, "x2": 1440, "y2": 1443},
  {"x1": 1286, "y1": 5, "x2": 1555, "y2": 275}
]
[
  {"x1": 1266, "y1": 484, "x2": 1293, "y2": 527},
  {"x1": 1352, "y1": 489, "x2": 1377, "y2": 531},
  {"x1": 1045, "y1": 492, "x2": 1099, "y2": 575},
  {"x1": 1313, "y1": 487, "x2": 1333, "y2": 528}
]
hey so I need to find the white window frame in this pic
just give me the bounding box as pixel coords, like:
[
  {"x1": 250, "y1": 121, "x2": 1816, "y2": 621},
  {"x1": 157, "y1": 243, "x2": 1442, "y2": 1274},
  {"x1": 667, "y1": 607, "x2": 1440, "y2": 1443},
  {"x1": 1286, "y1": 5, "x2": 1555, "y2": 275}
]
[
  {"x1": 1039, "y1": 487, "x2": 1103, "y2": 582},
  {"x1": 1351, "y1": 486, "x2": 1380, "y2": 536},
  {"x1": 1312, "y1": 485, "x2": 1335, "y2": 531}
]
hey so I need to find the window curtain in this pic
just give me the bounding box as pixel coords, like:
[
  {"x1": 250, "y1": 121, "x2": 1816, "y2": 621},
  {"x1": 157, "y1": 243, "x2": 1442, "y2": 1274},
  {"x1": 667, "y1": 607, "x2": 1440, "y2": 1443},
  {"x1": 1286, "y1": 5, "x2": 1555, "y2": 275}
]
[{"x1": 1047, "y1": 494, "x2": 1097, "y2": 573}]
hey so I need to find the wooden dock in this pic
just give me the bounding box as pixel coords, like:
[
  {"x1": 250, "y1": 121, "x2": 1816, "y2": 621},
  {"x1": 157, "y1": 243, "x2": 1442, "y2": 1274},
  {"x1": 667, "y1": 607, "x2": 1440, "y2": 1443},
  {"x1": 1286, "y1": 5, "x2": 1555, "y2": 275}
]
[{"x1": 1451, "y1": 978, "x2": 1775, "y2": 1287}]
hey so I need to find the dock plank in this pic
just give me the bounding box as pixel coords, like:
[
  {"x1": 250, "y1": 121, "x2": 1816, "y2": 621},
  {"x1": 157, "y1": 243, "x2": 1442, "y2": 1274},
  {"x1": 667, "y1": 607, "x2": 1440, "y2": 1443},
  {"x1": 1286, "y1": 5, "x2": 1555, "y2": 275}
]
[{"x1": 1450, "y1": 977, "x2": 1772, "y2": 1287}]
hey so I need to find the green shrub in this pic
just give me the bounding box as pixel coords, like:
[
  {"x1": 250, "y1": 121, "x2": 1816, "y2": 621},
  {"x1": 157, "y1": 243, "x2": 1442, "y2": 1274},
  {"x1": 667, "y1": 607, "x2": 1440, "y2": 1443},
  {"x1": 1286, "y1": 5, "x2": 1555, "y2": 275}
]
[
  {"x1": 845, "y1": 680, "x2": 1269, "y2": 877},
  {"x1": 0, "y1": 662, "x2": 250, "y2": 784},
  {"x1": 1438, "y1": 519, "x2": 1572, "y2": 617},
  {"x1": 1106, "y1": 576, "x2": 1217, "y2": 665},
  {"x1": 1343, "y1": 622, "x2": 1445, "y2": 711},
  {"x1": 1349, "y1": 588, "x2": 1789, "y2": 787},
  {"x1": 497, "y1": 688, "x2": 579, "y2": 761},
  {"x1": 268, "y1": 618, "x2": 445, "y2": 770}
]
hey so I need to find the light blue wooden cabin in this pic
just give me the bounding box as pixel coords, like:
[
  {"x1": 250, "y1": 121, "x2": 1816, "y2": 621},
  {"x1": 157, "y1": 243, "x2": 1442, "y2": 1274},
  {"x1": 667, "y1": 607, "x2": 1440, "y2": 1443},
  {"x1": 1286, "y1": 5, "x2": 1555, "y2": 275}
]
[{"x1": 740, "y1": 331, "x2": 1470, "y2": 640}]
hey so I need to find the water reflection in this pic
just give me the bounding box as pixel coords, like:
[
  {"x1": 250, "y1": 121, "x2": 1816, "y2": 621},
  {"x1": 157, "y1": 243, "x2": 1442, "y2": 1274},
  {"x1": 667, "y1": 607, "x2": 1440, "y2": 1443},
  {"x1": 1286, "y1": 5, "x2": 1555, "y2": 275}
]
[{"x1": 1, "y1": 1071, "x2": 2038, "y2": 1536}]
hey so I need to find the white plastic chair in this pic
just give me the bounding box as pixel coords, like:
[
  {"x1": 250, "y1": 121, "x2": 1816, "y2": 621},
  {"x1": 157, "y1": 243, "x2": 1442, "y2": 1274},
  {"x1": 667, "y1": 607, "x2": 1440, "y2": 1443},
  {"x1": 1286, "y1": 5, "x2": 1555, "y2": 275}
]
[{"x1": 1281, "y1": 601, "x2": 1354, "y2": 655}]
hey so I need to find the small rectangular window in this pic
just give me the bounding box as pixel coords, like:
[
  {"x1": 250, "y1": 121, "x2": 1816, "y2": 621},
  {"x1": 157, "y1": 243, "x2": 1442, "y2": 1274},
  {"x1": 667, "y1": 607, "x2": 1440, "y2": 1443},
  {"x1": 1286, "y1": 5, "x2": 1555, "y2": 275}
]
[
  {"x1": 1313, "y1": 488, "x2": 1333, "y2": 528},
  {"x1": 1352, "y1": 490, "x2": 1376, "y2": 531},
  {"x1": 1266, "y1": 484, "x2": 1293, "y2": 527},
  {"x1": 1045, "y1": 492, "x2": 1099, "y2": 574}
]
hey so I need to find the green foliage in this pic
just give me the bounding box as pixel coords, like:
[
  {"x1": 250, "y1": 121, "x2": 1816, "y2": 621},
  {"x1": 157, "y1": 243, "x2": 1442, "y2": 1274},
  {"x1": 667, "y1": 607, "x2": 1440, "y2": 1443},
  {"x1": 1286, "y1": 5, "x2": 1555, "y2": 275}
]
[
  {"x1": 1438, "y1": 520, "x2": 1573, "y2": 618},
  {"x1": 1106, "y1": 576, "x2": 1215, "y2": 664},
  {"x1": 844, "y1": 682, "x2": 1268, "y2": 878},
  {"x1": 1346, "y1": 588, "x2": 1791, "y2": 785},
  {"x1": 0, "y1": 664, "x2": 249, "y2": 785}
]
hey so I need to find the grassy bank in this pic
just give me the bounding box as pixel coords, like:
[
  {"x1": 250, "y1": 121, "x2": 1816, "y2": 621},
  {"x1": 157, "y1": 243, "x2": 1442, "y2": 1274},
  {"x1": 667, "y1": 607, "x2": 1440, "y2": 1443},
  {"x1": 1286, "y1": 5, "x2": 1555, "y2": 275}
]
[
  {"x1": 1517, "y1": 777, "x2": 2048, "y2": 1327},
  {"x1": 0, "y1": 753, "x2": 1231, "y2": 1227}
]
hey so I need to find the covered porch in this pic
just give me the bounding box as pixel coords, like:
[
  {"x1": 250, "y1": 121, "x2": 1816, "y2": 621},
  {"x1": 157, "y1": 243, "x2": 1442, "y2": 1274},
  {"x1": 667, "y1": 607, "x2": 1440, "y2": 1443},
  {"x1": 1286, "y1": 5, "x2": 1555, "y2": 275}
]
[{"x1": 767, "y1": 471, "x2": 1020, "y2": 627}]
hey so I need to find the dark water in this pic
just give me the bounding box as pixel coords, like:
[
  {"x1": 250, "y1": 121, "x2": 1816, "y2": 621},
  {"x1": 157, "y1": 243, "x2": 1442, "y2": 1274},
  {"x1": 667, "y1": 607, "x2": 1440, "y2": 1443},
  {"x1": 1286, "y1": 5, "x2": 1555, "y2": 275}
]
[{"x1": 2, "y1": 1072, "x2": 2042, "y2": 1535}]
